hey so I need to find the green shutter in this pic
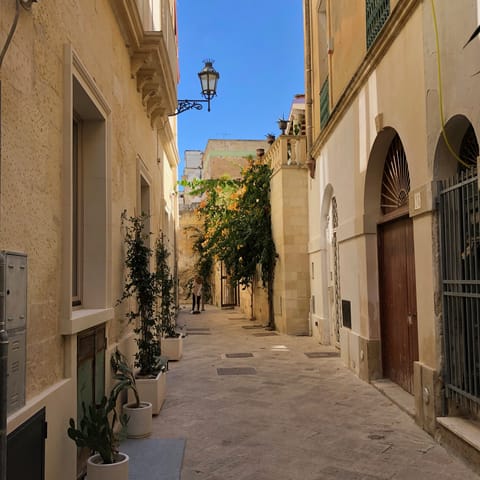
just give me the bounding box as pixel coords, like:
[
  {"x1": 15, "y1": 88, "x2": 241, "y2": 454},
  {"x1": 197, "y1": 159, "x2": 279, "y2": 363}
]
[
  {"x1": 320, "y1": 77, "x2": 330, "y2": 129},
  {"x1": 366, "y1": 0, "x2": 390, "y2": 49}
]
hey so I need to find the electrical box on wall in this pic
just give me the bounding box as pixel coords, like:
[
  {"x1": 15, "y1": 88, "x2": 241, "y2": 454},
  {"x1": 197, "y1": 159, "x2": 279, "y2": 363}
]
[{"x1": 0, "y1": 251, "x2": 27, "y2": 414}]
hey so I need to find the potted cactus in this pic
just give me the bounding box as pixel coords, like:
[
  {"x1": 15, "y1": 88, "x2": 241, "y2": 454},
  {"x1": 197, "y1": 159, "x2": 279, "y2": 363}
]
[
  {"x1": 67, "y1": 371, "x2": 130, "y2": 480},
  {"x1": 110, "y1": 348, "x2": 152, "y2": 439}
]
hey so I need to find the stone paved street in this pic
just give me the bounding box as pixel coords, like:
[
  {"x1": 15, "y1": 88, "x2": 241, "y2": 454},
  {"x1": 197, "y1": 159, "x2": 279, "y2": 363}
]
[{"x1": 151, "y1": 306, "x2": 479, "y2": 480}]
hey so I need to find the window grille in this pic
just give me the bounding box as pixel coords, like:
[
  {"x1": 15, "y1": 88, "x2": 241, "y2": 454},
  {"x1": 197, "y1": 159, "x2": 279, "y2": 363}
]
[
  {"x1": 332, "y1": 197, "x2": 342, "y2": 342},
  {"x1": 380, "y1": 134, "x2": 410, "y2": 214},
  {"x1": 366, "y1": 0, "x2": 390, "y2": 49}
]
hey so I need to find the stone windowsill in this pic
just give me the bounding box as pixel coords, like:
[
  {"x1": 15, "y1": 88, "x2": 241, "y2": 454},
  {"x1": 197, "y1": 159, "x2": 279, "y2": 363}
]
[{"x1": 63, "y1": 308, "x2": 114, "y2": 335}]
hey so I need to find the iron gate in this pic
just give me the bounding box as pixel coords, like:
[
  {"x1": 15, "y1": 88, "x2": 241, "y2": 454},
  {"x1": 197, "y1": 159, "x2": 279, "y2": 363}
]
[
  {"x1": 439, "y1": 166, "x2": 480, "y2": 411},
  {"x1": 331, "y1": 197, "x2": 342, "y2": 344}
]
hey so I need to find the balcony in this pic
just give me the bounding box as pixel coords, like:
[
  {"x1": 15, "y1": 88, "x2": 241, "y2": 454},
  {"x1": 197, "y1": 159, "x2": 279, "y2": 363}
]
[
  {"x1": 264, "y1": 135, "x2": 307, "y2": 173},
  {"x1": 112, "y1": 0, "x2": 178, "y2": 123}
]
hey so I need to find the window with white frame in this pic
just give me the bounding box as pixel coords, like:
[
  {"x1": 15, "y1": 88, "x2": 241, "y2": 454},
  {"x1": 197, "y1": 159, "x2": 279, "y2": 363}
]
[
  {"x1": 71, "y1": 75, "x2": 108, "y2": 309},
  {"x1": 65, "y1": 47, "x2": 111, "y2": 319},
  {"x1": 72, "y1": 117, "x2": 83, "y2": 306}
]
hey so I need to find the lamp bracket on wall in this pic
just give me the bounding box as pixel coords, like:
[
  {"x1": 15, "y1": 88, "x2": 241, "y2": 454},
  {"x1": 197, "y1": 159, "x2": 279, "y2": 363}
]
[
  {"x1": 20, "y1": 0, "x2": 39, "y2": 10},
  {"x1": 171, "y1": 99, "x2": 209, "y2": 116},
  {"x1": 170, "y1": 60, "x2": 219, "y2": 116}
]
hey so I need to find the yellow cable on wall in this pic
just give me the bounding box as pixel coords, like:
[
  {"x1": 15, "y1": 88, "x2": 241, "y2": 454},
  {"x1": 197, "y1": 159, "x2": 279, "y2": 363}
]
[{"x1": 430, "y1": 0, "x2": 469, "y2": 167}]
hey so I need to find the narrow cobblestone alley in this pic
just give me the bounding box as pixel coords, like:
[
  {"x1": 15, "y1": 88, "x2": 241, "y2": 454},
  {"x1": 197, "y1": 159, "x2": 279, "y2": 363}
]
[{"x1": 148, "y1": 306, "x2": 479, "y2": 480}]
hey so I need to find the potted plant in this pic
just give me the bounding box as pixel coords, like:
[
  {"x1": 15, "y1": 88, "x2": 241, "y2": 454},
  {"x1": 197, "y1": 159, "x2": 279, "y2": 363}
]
[
  {"x1": 118, "y1": 212, "x2": 167, "y2": 414},
  {"x1": 110, "y1": 348, "x2": 152, "y2": 439},
  {"x1": 266, "y1": 133, "x2": 275, "y2": 145},
  {"x1": 67, "y1": 378, "x2": 130, "y2": 480},
  {"x1": 277, "y1": 116, "x2": 288, "y2": 135},
  {"x1": 156, "y1": 233, "x2": 183, "y2": 361}
]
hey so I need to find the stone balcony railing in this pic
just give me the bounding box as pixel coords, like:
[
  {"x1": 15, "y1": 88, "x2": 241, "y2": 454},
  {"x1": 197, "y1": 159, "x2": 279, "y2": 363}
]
[
  {"x1": 264, "y1": 135, "x2": 307, "y2": 172},
  {"x1": 112, "y1": 0, "x2": 178, "y2": 122},
  {"x1": 135, "y1": 0, "x2": 177, "y2": 81}
]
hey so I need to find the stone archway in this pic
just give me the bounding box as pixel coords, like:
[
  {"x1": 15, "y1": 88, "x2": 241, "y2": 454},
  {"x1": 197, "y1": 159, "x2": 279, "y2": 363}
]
[
  {"x1": 377, "y1": 133, "x2": 418, "y2": 393},
  {"x1": 319, "y1": 185, "x2": 342, "y2": 348},
  {"x1": 434, "y1": 115, "x2": 480, "y2": 414},
  {"x1": 362, "y1": 128, "x2": 397, "y2": 358},
  {"x1": 434, "y1": 114, "x2": 478, "y2": 181},
  {"x1": 364, "y1": 128, "x2": 419, "y2": 391},
  {"x1": 315, "y1": 184, "x2": 334, "y2": 345}
]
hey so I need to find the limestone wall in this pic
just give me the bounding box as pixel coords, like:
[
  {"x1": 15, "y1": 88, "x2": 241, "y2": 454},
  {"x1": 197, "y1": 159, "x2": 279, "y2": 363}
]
[{"x1": 0, "y1": 0, "x2": 178, "y2": 477}]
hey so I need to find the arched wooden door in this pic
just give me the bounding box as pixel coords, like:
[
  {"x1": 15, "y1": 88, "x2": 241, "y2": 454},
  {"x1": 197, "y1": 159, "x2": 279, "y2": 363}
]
[{"x1": 377, "y1": 134, "x2": 419, "y2": 394}]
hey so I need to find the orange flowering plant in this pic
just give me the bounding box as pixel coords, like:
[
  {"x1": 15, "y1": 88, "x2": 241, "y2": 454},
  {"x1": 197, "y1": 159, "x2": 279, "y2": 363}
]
[{"x1": 179, "y1": 157, "x2": 277, "y2": 328}]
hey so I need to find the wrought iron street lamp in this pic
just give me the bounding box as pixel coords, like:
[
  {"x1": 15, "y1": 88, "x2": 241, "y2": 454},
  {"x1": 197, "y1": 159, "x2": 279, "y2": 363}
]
[{"x1": 172, "y1": 60, "x2": 220, "y2": 116}]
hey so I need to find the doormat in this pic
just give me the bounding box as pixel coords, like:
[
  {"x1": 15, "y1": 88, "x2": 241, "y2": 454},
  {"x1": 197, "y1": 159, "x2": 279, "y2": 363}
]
[
  {"x1": 121, "y1": 438, "x2": 185, "y2": 480},
  {"x1": 241, "y1": 325, "x2": 264, "y2": 329},
  {"x1": 304, "y1": 351, "x2": 340, "y2": 358},
  {"x1": 252, "y1": 332, "x2": 278, "y2": 337}
]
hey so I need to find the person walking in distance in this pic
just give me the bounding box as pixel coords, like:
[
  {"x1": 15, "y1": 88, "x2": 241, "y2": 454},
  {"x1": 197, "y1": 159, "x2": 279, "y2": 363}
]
[{"x1": 191, "y1": 276, "x2": 203, "y2": 314}]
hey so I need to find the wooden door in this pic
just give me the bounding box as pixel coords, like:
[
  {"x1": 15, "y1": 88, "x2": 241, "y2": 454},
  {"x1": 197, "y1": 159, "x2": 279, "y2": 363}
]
[{"x1": 378, "y1": 216, "x2": 419, "y2": 393}]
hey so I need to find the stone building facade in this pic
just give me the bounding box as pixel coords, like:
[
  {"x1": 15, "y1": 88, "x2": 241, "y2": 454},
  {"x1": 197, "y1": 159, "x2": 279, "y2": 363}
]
[
  {"x1": 178, "y1": 139, "x2": 269, "y2": 313},
  {"x1": 304, "y1": 0, "x2": 480, "y2": 462},
  {"x1": 0, "y1": 1, "x2": 179, "y2": 478}
]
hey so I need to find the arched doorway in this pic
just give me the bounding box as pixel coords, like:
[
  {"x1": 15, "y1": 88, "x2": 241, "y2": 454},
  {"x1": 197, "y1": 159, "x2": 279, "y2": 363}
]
[
  {"x1": 327, "y1": 196, "x2": 342, "y2": 346},
  {"x1": 436, "y1": 117, "x2": 480, "y2": 414},
  {"x1": 377, "y1": 134, "x2": 419, "y2": 394}
]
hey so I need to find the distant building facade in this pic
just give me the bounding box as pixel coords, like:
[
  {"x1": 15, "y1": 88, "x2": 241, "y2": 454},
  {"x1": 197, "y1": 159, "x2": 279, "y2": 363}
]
[
  {"x1": 178, "y1": 139, "x2": 268, "y2": 309},
  {"x1": 180, "y1": 150, "x2": 203, "y2": 208}
]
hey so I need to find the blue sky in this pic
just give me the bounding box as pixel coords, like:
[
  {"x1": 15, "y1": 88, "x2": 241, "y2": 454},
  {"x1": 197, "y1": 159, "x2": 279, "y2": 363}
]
[{"x1": 175, "y1": 0, "x2": 305, "y2": 176}]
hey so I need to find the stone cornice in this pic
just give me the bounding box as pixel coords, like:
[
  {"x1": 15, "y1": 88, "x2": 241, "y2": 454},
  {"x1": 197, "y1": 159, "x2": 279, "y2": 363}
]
[
  {"x1": 311, "y1": 0, "x2": 420, "y2": 161},
  {"x1": 110, "y1": 0, "x2": 177, "y2": 121}
]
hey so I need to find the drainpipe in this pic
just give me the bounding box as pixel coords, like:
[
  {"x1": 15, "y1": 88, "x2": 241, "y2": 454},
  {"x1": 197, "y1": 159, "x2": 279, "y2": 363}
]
[
  {"x1": 0, "y1": 2, "x2": 21, "y2": 480},
  {"x1": 303, "y1": 0, "x2": 314, "y2": 336},
  {"x1": 303, "y1": 0, "x2": 315, "y2": 178}
]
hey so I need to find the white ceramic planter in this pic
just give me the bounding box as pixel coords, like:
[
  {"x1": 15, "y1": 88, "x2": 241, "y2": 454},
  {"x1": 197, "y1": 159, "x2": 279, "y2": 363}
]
[
  {"x1": 161, "y1": 336, "x2": 183, "y2": 361},
  {"x1": 87, "y1": 452, "x2": 129, "y2": 480},
  {"x1": 129, "y1": 371, "x2": 166, "y2": 415},
  {"x1": 123, "y1": 401, "x2": 153, "y2": 438}
]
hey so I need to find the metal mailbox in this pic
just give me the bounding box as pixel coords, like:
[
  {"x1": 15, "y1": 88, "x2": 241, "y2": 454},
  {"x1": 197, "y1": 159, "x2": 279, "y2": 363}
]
[
  {"x1": 0, "y1": 251, "x2": 27, "y2": 415},
  {"x1": 0, "y1": 251, "x2": 27, "y2": 331}
]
